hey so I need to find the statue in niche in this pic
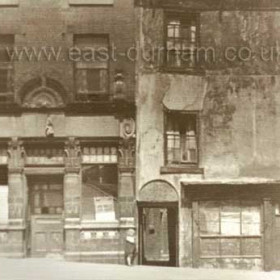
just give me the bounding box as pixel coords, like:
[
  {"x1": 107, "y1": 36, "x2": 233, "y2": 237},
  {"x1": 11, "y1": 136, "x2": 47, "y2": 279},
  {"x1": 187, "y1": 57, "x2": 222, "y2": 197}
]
[{"x1": 45, "y1": 116, "x2": 54, "y2": 138}]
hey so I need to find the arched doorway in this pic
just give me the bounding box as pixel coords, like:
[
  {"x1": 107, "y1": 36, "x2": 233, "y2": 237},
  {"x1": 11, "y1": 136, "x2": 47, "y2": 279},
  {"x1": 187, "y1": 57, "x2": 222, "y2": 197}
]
[{"x1": 138, "y1": 180, "x2": 179, "y2": 267}]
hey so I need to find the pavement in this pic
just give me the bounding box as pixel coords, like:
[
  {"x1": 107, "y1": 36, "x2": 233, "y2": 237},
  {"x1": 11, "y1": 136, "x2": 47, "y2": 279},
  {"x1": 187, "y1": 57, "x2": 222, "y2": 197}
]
[{"x1": 0, "y1": 258, "x2": 280, "y2": 280}]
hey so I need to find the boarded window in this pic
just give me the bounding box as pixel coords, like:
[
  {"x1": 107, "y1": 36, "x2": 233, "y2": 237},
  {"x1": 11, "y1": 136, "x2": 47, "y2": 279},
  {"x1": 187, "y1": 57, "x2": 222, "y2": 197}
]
[{"x1": 199, "y1": 200, "x2": 261, "y2": 258}]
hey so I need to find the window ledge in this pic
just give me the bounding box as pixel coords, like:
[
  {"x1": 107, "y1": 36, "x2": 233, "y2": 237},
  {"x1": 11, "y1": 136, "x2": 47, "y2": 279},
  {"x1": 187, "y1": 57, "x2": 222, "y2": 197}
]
[
  {"x1": 81, "y1": 220, "x2": 120, "y2": 229},
  {"x1": 161, "y1": 66, "x2": 205, "y2": 76},
  {"x1": 69, "y1": 0, "x2": 114, "y2": 5},
  {"x1": 0, "y1": 0, "x2": 19, "y2": 6},
  {"x1": 160, "y1": 166, "x2": 204, "y2": 175}
]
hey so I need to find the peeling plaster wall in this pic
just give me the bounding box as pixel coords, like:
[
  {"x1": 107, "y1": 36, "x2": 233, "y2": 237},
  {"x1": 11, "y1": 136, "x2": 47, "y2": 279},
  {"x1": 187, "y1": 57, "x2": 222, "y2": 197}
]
[{"x1": 136, "y1": 8, "x2": 280, "y2": 268}]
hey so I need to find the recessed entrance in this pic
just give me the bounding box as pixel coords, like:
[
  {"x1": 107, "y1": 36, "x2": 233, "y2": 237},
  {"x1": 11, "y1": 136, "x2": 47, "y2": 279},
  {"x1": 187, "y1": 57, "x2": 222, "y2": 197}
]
[
  {"x1": 138, "y1": 203, "x2": 178, "y2": 267},
  {"x1": 27, "y1": 175, "x2": 64, "y2": 258}
]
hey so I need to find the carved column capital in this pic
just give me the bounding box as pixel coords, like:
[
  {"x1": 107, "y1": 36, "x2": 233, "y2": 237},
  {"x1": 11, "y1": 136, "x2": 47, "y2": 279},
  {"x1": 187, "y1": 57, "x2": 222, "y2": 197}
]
[
  {"x1": 7, "y1": 137, "x2": 25, "y2": 173},
  {"x1": 118, "y1": 138, "x2": 135, "y2": 171},
  {"x1": 64, "y1": 137, "x2": 81, "y2": 172}
]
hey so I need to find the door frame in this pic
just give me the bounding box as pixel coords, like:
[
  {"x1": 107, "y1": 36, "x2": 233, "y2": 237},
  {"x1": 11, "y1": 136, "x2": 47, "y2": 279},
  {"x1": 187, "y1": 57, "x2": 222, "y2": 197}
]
[
  {"x1": 138, "y1": 201, "x2": 179, "y2": 267},
  {"x1": 26, "y1": 173, "x2": 65, "y2": 257}
]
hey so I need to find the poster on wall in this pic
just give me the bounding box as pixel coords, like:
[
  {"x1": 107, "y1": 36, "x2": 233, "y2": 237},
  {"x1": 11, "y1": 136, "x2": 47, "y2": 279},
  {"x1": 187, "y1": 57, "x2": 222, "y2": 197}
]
[
  {"x1": 94, "y1": 196, "x2": 115, "y2": 221},
  {"x1": 0, "y1": 185, "x2": 8, "y2": 224}
]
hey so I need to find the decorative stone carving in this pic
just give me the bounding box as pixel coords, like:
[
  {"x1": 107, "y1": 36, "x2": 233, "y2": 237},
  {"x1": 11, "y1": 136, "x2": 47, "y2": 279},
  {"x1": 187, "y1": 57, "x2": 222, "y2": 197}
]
[
  {"x1": 22, "y1": 86, "x2": 64, "y2": 108},
  {"x1": 120, "y1": 118, "x2": 136, "y2": 140},
  {"x1": 113, "y1": 70, "x2": 127, "y2": 100},
  {"x1": 64, "y1": 137, "x2": 81, "y2": 173},
  {"x1": 7, "y1": 137, "x2": 25, "y2": 173},
  {"x1": 20, "y1": 76, "x2": 66, "y2": 108},
  {"x1": 45, "y1": 116, "x2": 54, "y2": 138},
  {"x1": 118, "y1": 138, "x2": 135, "y2": 169}
]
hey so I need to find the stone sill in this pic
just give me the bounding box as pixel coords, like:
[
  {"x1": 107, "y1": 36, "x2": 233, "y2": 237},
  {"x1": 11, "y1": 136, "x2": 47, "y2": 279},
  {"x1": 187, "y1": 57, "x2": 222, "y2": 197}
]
[
  {"x1": 69, "y1": 0, "x2": 114, "y2": 5},
  {"x1": 160, "y1": 166, "x2": 204, "y2": 175},
  {"x1": 79, "y1": 220, "x2": 120, "y2": 229},
  {"x1": 0, "y1": 0, "x2": 18, "y2": 6},
  {"x1": 161, "y1": 66, "x2": 205, "y2": 76},
  {"x1": 0, "y1": 224, "x2": 25, "y2": 230}
]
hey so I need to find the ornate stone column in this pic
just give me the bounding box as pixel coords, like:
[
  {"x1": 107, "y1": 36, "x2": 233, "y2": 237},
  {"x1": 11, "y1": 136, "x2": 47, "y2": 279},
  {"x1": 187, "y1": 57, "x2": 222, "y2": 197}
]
[
  {"x1": 7, "y1": 138, "x2": 26, "y2": 226},
  {"x1": 64, "y1": 137, "x2": 82, "y2": 223},
  {"x1": 64, "y1": 137, "x2": 81, "y2": 261},
  {"x1": 7, "y1": 137, "x2": 26, "y2": 257},
  {"x1": 118, "y1": 118, "x2": 136, "y2": 227}
]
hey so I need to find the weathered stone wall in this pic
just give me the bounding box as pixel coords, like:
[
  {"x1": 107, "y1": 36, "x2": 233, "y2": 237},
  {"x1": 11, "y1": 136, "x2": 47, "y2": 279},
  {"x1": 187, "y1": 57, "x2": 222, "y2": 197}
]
[
  {"x1": 136, "y1": 7, "x2": 280, "y2": 269},
  {"x1": 136, "y1": 7, "x2": 280, "y2": 191}
]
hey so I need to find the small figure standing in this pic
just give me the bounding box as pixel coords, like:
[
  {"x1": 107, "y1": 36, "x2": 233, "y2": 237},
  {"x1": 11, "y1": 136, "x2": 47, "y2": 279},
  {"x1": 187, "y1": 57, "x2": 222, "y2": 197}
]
[
  {"x1": 45, "y1": 116, "x2": 54, "y2": 138},
  {"x1": 125, "y1": 229, "x2": 136, "y2": 266}
]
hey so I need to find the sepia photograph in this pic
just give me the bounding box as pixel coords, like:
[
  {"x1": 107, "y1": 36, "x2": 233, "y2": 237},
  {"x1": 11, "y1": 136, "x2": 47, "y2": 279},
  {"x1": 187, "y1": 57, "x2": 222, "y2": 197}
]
[{"x1": 0, "y1": 0, "x2": 280, "y2": 279}]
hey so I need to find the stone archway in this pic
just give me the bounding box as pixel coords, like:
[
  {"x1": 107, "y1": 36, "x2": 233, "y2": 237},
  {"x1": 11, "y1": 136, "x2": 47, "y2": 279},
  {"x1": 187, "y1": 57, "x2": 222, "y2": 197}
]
[
  {"x1": 139, "y1": 180, "x2": 179, "y2": 202},
  {"x1": 138, "y1": 180, "x2": 179, "y2": 267},
  {"x1": 20, "y1": 76, "x2": 66, "y2": 108}
]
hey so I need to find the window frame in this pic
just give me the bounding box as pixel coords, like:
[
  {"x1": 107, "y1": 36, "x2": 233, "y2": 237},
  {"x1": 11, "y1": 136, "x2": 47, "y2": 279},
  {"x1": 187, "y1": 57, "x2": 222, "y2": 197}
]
[
  {"x1": 0, "y1": 34, "x2": 14, "y2": 103},
  {"x1": 73, "y1": 34, "x2": 110, "y2": 102},
  {"x1": 164, "y1": 11, "x2": 200, "y2": 72},
  {"x1": 198, "y1": 200, "x2": 263, "y2": 259},
  {"x1": 164, "y1": 110, "x2": 200, "y2": 168},
  {"x1": 81, "y1": 163, "x2": 119, "y2": 222},
  {"x1": 69, "y1": 0, "x2": 114, "y2": 6}
]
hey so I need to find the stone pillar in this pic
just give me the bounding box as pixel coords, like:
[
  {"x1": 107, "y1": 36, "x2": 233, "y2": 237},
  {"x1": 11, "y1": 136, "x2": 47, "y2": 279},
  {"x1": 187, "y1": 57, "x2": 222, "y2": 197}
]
[
  {"x1": 118, "y1": 118, "x2": 136, "y2": 264},
  {"x1": 7, "y1": 137, "x2": 26, "y2": 257},
  {"x1": 64, "y1": 137, "x2": 81, "y2": 261},
  {"x1": 263, "y1": 198, "x2": 273, "y2": 271},
  {"x1": 118, "y1": 118, "x2": 136, "y2": 227},
  {"x1": 7, "y1": 138, "x2": 26, "y2": 225}
]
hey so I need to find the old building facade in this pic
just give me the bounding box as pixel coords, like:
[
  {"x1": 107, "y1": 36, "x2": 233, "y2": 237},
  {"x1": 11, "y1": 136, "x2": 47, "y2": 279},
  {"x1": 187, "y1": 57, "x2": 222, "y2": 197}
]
[
  {"x1": 0, "y1": 0, "x2": 136, "y2": 264},
  {"x1": 1, "y1": 0, "x2": 280, "y2": 272},
  {"x1": 135, "y1": 0, "x2": 280, "y2": 271}
]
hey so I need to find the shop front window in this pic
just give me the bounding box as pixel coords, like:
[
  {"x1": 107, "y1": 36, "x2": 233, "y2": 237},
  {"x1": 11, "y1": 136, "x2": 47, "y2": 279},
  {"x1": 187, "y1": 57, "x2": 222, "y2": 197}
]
[{"x1": 81, "y1": 164, "x2": 118, "y2": 222}]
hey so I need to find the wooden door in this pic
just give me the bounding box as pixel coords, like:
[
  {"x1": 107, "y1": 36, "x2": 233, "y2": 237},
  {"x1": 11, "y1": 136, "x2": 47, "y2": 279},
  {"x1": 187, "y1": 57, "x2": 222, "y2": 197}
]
[
  {"x1": 28, "y1": 176, "x2": 64, "y2": 257},
  {"x1": 31, "y1": 215, "x2": 63, "y2": 257}
]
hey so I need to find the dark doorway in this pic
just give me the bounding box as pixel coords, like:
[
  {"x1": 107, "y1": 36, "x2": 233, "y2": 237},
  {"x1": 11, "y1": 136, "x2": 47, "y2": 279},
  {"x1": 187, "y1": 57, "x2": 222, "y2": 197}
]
[{"x1": 138, "y1": 203, "x2": 178, "y2": 267}]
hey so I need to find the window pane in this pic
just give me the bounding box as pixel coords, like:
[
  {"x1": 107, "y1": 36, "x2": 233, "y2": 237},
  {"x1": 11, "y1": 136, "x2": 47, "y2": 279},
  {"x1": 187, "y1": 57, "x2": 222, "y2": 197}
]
[
  {"x1": 0, "y1": 34, "x2": 14, "y2": 62},
  {"x1": 221, "y1": 238, "x2": 240, "y2": 256},
  {"x1": 87, "y1": 69, "x2": 101, "y2": 91},
  {"x1": 0, "y1": 69, "x2": 8, "y2": 93},
  {"x1": 200, "y1": 238, "x2": 220, "y2": 257},
  {"x1": 241, "y1": 238, "x2": 262, "y2": 256},
  {"x1": 241, "y1": 203, "x2": 261, "y2": 235},
  {"x1": 221, "y1": 202, "x2": 241, "y2": 235},
  {"x1": 166, "y1": 15, "x2": 198, "y2": 68},
  {"x1": 199, "y1": 201, "x2": 220, "y2": 235}
]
